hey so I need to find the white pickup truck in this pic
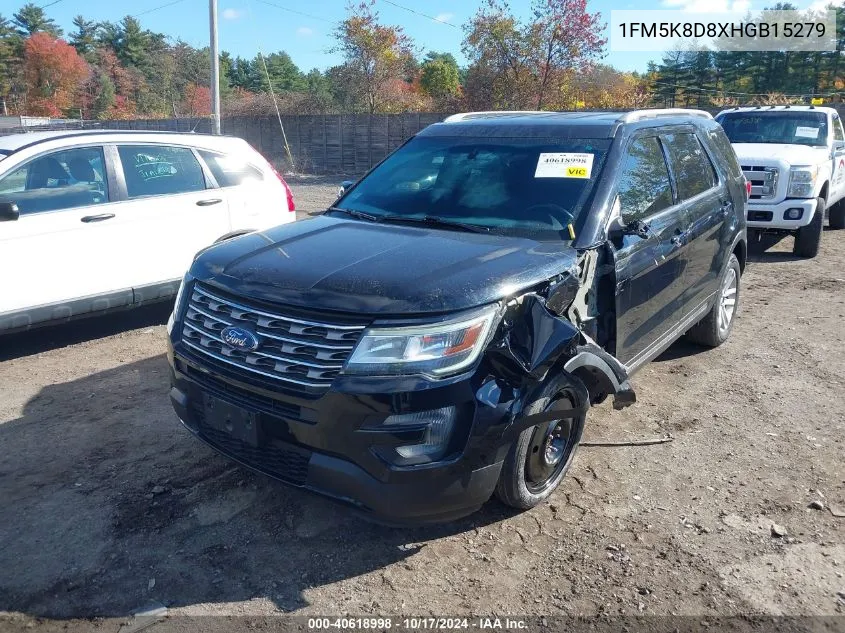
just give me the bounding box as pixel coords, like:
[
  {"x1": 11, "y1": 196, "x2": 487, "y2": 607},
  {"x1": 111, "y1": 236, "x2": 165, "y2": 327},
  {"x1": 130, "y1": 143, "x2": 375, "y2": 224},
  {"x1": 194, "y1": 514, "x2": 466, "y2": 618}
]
[{"x1": 715, "y1": 106, "x2": 845, "y2": 258}]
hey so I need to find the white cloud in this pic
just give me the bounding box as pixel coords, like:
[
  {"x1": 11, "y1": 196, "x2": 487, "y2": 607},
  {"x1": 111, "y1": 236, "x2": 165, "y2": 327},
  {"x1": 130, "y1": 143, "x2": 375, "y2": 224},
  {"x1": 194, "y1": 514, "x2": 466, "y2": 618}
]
[
  {"x1": 222, "y1": 8, "x2": 243, "y2": 20},
  {"x1": 662, "y1": 0, "x2": 750, "y2": 11},
  {"x1": 297, "y1": 26, "x2": 314, "y2": 36},
  {"x1": 435, "y1": 12, "x2": 454, "y2": 23}
]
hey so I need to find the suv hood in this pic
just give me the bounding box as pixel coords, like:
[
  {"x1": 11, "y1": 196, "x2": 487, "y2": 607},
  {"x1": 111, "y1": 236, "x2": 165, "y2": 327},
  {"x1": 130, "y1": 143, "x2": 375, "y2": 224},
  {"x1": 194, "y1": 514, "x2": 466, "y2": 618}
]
[
  {"x1": 190, "y1": 215, "x2": 578, "y2": 315},
  {"x1": 732, "y1": 142, "x2": 827, "y2": 164}
]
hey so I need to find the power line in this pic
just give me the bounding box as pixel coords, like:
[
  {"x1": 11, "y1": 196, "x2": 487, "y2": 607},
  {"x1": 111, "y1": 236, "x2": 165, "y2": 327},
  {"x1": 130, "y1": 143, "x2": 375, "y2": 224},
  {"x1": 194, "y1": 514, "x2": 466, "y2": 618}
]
[
  {"x1": 39, "y1": 0, "x2": 65, "y2": 8},
  {"x1": 253, "y1": 0, "x2": 335, "y2": 24},
  {"x1": 133, "y1": 0, "x2": 190, "y2": 19},
  {"x1": 379, "y1": 0, "x2": 459, "y2": 29}
]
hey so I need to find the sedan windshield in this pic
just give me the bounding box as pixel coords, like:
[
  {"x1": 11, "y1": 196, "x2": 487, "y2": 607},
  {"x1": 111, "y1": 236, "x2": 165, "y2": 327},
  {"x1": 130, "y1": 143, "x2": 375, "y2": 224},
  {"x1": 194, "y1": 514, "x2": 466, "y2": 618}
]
[
  {"x1": 718, "y1": 111, "x2": 828, "y2": 147},
  {"x1": 332, "y1": 136, "x2": 610, "y2": 241}
]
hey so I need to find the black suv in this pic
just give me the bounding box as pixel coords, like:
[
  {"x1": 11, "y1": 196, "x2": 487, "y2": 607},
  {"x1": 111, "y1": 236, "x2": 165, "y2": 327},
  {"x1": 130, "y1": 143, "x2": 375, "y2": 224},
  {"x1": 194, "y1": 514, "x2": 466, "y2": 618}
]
[{"x1": 167, "y1": 109, "x2": 747, "y2": 523}]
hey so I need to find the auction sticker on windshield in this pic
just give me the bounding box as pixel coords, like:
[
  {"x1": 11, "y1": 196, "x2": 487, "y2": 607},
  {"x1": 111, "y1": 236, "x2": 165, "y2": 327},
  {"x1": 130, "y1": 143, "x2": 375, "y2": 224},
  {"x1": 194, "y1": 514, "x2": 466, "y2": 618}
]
[
  {"x1": 535, "y1": 152, "x2": 595, "y2": 178},
  {"x1": 795, "y1": 126, "x2": 820, "y2": 138}
]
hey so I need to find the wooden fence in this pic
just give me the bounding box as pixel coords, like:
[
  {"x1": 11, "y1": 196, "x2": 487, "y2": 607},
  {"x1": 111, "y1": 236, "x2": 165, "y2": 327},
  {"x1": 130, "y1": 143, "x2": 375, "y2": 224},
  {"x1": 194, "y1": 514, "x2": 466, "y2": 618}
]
[{"x1": 102, "y1": 113, "x2": 451, "y2": 174}]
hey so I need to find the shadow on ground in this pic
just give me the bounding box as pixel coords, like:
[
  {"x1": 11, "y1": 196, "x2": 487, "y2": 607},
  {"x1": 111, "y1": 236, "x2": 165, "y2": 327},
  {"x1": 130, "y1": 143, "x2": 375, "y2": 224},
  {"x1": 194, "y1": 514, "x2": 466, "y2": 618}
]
[
  {"x1": 0, "y1": 344, "x2": 516, "y2": 619},
  {"x1": 0, "y1": 302, "x2": 173, "y2": 362}
]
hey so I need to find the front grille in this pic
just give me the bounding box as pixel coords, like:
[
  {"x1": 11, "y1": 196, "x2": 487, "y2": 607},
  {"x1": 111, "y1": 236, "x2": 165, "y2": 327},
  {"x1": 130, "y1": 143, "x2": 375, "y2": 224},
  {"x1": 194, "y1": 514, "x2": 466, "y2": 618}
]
[
  {"x1": 196, "y1": 414, "x2": 311, "y2": 485},
  {"x1": 741, "y1": 166, "x2": 779, "y2": 200},
  {"x1": 180, "y1": 283, "x2": 367, "y2": 393}
]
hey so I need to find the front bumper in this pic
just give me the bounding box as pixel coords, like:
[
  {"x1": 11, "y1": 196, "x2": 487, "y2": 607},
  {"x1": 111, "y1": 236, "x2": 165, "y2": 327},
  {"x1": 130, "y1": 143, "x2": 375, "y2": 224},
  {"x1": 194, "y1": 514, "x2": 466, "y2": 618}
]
[
  {"x1": 167, "y1": 342, "x2": 514, "y2": 524},
  {"x1": 746, "y1": 198, "x2": 818, "y2": 229}
]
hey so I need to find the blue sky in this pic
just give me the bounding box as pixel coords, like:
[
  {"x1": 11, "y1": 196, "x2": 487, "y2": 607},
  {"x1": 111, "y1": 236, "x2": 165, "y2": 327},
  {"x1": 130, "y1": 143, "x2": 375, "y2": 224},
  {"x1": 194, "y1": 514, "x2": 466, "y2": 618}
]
[{"x1": 22, "y1": 0, "x2": 830, "y2": 74}]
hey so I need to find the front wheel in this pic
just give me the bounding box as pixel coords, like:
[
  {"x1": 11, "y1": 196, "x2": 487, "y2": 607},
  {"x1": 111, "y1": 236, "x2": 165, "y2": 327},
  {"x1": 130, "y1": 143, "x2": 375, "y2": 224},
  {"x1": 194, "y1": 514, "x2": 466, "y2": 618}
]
[
  {"x1": 793, "y1": 198, "x2": 824, "y2": 258},
  {"x1": 495, "y1": 377, "x2": 588, "y2": 510},
  {"x1": 686, "y1": 253, "x2": 741, "y2": 348}
]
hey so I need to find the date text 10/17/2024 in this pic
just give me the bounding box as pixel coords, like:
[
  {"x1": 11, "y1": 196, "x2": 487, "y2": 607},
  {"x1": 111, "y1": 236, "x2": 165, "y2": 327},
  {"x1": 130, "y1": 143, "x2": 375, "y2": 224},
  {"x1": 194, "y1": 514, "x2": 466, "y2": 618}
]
[{"x1": 307, "y1": 617, "x2": 529, "y2": 630}]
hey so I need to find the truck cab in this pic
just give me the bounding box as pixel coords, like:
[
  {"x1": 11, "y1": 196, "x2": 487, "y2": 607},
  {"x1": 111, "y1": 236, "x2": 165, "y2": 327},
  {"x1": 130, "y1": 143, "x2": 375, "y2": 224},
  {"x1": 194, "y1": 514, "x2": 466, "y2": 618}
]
[{"x1": 715, "y1": 106, "x2": 845, "y2": 257}]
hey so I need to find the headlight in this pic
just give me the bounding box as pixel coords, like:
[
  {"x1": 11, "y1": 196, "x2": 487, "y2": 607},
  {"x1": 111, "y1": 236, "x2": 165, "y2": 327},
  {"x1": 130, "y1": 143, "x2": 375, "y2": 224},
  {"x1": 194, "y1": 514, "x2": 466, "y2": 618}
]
[
  {"x1": 344, "y1": 306, "x2": 498, "y2": 377},
  {"x1": 787, "y1": 166, "x2": 818, "y2": 198},
  {"x1": 167, "y1": 273, "x2": 192, "y2": 334}
]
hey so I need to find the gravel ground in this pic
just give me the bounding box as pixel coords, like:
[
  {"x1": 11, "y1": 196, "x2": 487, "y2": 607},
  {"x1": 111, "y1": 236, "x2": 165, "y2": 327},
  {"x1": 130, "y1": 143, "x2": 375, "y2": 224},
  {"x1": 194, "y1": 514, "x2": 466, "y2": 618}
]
[{"x1": 1, "y1": 179, "x2": 844, "y2": 630}]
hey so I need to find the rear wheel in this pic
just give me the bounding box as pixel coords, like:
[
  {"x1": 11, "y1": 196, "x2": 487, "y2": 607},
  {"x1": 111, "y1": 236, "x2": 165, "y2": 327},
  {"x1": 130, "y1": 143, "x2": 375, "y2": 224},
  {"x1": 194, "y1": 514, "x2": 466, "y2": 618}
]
[
  {"x1": 495, "y1": 378, "x2": 587, "y2": 510},
  {"x1": 686, "y1": 253, "x2": 741, "y2": 348},
  {"x1": 793, "y1": 198, "x2": 824, "y2": 258},
  {"x1": 830, "y1": 199, "x2": 845, "y2": 230}
]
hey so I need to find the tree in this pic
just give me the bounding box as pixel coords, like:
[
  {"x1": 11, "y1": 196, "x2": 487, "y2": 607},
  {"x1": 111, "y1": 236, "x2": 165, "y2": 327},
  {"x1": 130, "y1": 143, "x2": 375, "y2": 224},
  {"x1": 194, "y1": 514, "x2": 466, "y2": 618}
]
[
  {"x1": 181, "y1": 82, "x2": 211, "y2": 116},
  {"x1": 91, "y1": 71, "x2": 115, "y2": 119},
  {"x1": 333, "y1": 1, "x2": 416, "y2": 113},
  {"x1": 12, "y1": 3, "x2": 62, "y2": 37},
  {"x1": 250, "y1": 51, "x2": 305, "y2": 93},
  {"x1": 420, "y1": 58, "x2": 460, "y2": 103},
  {"x1": 22, "y1": 32, "x2": 88, "y2": 116},
  {"x1": 462, "y1": 0, "x2": 605, "y2": 110},
  {"x1": 69, "y1": 16, "x2": 99, "y2": 62}
]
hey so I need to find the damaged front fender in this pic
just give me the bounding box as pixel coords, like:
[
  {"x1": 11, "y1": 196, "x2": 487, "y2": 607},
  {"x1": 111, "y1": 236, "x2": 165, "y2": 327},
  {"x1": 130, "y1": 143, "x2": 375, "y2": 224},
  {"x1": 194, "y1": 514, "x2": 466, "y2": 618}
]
[{"x1": 485, "y1": 292, "x2": 635, "y2": 409}]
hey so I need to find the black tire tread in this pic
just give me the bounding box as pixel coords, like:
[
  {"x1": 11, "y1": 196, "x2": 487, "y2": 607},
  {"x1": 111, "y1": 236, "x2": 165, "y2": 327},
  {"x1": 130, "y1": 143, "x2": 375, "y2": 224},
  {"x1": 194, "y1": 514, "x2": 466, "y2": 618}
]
[
  {"x1": 685, "y1": 254, "x2": 741, "y2": 348},
  {"x1": 793, "y1": 198, "x2": 824, "y2": 258}
]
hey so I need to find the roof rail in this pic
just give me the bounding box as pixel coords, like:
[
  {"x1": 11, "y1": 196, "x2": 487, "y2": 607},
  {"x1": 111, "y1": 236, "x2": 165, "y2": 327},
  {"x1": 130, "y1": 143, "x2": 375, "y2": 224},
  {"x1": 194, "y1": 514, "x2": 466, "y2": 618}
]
[
  {"x1": 443, "y1": 111, "x2": 549, "y2": 123},
  {"x1": 621, "y1": 108, "x2": 713, "y2": 122}
]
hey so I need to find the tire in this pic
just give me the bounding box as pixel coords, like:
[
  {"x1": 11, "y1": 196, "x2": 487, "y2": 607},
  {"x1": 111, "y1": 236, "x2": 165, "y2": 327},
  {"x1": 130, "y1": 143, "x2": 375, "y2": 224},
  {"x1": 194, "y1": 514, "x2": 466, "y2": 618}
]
[
  {"x1": 495, "y1": 375, "x2": 588, "y2": 510},
  {"x1": 685, "y1": 253, "x2": 741, "y2": 348},
  {"x1": 793, "y1": 198, "x2": 824, "y2": 258},
  {"x1": 830, "y1": 199, "x2": 845, "y2": 230}
]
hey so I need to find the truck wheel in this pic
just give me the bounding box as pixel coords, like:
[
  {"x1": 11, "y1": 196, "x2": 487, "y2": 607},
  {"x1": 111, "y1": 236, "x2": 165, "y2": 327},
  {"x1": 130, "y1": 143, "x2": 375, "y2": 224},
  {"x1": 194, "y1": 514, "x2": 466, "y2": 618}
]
[
  {"x1": 495, "y1": 376, "x2": 588, "y2": 510},
  {"x1": 793, "y1": 198, "x2": 824, "y2": 258},
  {"x1": 830, "y1": 199, "x2": 845, "y2": 230},
  {"x1": 686, "y1": 254, "x2": 741, "y2": 348}
]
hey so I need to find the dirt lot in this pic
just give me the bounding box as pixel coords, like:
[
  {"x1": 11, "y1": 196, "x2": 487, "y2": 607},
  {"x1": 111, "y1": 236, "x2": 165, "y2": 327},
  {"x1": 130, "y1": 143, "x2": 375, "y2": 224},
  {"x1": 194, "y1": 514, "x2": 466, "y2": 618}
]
[{"x1": 1, "y1": 179, "x2": 844, "y2": 630}]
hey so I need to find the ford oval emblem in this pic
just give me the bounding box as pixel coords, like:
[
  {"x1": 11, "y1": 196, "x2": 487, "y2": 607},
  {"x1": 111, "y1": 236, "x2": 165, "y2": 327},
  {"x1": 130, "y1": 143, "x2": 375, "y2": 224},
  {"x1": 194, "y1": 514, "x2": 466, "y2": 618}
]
[{"x1": 221, "y1": 325, "x2": 260, "y2": 351}]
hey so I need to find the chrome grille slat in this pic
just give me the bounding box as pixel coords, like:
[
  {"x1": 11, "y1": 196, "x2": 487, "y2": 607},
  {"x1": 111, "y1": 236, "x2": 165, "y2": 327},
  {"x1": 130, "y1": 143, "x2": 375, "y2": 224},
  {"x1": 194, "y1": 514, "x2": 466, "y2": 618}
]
[
  {"x1": 181, "y1": 283, "x2": 368, "y2": 392},
  {"x1": 741, "y1": 165, "x2": 778, "y2": 200}
]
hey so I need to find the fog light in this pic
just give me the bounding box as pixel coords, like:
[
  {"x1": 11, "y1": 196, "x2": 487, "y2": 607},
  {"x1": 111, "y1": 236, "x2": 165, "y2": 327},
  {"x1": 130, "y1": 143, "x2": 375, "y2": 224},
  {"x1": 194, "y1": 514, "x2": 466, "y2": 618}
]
[
  {"x1": 387, "y1": 406, "x2": 457, "y2": 461},
  {"x1": 785, "y1": 208, "x2": 803, "y2": 220}
]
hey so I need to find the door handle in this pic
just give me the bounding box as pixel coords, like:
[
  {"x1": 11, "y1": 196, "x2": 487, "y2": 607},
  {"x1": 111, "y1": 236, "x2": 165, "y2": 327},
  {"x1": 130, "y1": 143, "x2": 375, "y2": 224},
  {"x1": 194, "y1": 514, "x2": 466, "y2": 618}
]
[
  {"x1": 196, "y1": 198, "x2": 223, "y2": 207},
  {"x1": 80, "y1": 213, "x2": 115, "y2": 223},
  {"x1": 720, "y1": 201, "x2": 733, "y2": 216}
]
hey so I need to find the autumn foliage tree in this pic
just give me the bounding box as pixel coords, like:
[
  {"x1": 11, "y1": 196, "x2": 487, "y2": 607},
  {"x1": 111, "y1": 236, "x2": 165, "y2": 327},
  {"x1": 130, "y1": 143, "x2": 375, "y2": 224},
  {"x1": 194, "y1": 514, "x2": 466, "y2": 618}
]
[
  {"x1": 333, "y1": 1, "x2": 416, "y2": 113},
  {"x1": 22, "y1": 32, "x2": 88, "y2": 116},
  {"x1": 463, "y1": 0, "x2": 606, "y2": 111}
]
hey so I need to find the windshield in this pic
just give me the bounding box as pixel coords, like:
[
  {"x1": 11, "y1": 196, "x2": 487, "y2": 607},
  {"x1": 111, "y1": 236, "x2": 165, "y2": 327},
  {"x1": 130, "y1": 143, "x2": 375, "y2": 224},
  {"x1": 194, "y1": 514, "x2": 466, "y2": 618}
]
[
  {"x1": 333, "y1": 136, "x2": 610, "y2": 241},
  {"x1": 718, "y1": 111, "x2": 828, "y2": 147}
]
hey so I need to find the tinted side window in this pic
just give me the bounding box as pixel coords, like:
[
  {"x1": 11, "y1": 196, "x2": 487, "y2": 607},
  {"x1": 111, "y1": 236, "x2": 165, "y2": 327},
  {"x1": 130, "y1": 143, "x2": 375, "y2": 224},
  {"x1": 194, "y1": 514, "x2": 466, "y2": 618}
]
[
  {"x1": 199, "y1": 150, "x2": 264, "y2": 187},
  {"x1": 833, "y1": 116, "x2": 844, "y2": 142},
  {"x1": 118, "y1": 145, "x2": 206, "y2": 198},
  {"x1": 662, "y1": 133, "x2": 717, "y2": 200},
  {"x1": 617, "y1": 136, "x2": 673, "y2": 221},
  {"x1": 0, "y1": 146, "x2": 109, "y2": 215},
  {"x1": 707, "y1": 127, "x2": 740, "y2": 176}
]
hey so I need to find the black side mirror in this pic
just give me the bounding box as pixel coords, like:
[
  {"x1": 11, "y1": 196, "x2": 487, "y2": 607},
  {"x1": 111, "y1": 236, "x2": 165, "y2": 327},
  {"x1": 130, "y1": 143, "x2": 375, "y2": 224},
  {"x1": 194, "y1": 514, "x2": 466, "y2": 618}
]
[
  {"x1": 338, "y1": 180, "x2": 355, "y2": 198},
  {"x1": 608, "y1": 215, "x2": 651, "y2": 240},
  {"x1": 0, "y1": 202, "x2": 19, "y2": 222}
]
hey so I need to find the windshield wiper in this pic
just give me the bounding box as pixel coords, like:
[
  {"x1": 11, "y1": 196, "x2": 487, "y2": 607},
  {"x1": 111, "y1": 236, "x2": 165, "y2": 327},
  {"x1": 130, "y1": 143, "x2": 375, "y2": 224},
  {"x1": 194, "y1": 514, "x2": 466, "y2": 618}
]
[
  {"x1": 326, "y1": 206, "x2": 379, "y2": 222},
  {"x1": 378, "y1": 215, "x2": 491, "y2": 234}
]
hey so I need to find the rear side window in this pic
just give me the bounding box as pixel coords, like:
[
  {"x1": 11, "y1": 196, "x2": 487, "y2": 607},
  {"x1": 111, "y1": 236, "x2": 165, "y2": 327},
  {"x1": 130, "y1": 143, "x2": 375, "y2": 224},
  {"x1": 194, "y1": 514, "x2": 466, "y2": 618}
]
[
  {"x1": 661, "y1": 133, "x2": 717, "y2": 200},
  {"x1": 834, "y1": 116, "x2": 844, "y2": 142},
  {"x1": 118, "y1": 145, "x2": 206, "y2": 198},
  {"x1": 617, "y1": 136, "x2": 673, "y2": 221},
  {"x1": 0, "y1": 146, "x2": 109, "y2": 215},
  {"x1": 707, "y1": 127, "x2": 740, "y2": 175},
  {"x1": 199, "y1": 150, "x2": 264, "y2": 187}
]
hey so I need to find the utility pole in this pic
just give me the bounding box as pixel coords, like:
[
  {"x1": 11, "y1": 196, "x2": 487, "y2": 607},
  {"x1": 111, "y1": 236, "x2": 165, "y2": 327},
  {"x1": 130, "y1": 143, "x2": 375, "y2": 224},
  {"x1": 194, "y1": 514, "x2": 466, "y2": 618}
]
[{"x1": 209, "y1": 0, "x2": 221, "y2": 134}]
